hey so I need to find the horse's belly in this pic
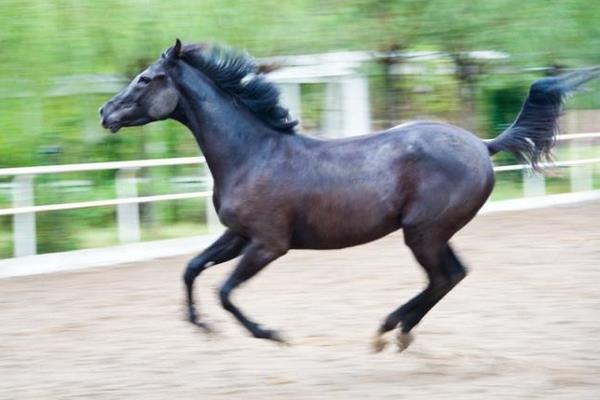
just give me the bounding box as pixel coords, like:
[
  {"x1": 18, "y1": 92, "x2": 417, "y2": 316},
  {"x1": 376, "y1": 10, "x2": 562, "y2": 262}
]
[{"x1": 289, "y1": 207, "x2": 402, "y2": 250}]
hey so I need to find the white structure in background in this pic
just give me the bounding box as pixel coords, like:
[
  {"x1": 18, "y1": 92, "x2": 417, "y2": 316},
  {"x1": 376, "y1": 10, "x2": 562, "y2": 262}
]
[
  {"x1": 565, "y1": 114, "x2": 595, "y2": 193},
  {"x1": 115, "y1": 168, "x2": 140, "y2": 243},
  {"x1": 267, "y1": 51, "x2": 373, "y2": 137},
  {"x1": 0, "y1": 157, "x2": 212, "y2": 257},
  {"x1": 11, "y1": 175, "x2": 36, "y2": 257},
  {"x1": 267, "y1": 49, "x2": 507, "y2": 137}
]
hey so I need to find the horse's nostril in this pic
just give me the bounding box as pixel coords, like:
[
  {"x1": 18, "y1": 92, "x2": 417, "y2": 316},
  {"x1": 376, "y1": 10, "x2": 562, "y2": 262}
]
[{"x1": 99, "y1": 106, "x2": 104, "y2": 116}]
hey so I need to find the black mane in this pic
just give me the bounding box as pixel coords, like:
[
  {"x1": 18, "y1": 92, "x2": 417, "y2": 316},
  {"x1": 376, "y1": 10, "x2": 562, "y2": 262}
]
[{"x1": 179, "y1": 43, "x2": 298, "y2": 133}]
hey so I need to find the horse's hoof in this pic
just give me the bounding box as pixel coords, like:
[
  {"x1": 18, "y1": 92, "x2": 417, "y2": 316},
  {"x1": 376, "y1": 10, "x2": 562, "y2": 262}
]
[
  {"x1": 270, "y1": 331, "x2": 291, "y2": 346},
  {"x1": 193, "y1": 320, "x2": 217, "y2": 334},
  {"x1": 372, "y1": 335, "x2": 388, "y2": 353},
  {"x1": 187, "y1": 313, "x2": 218, "y2": 335},
  {"x1": 266, "y1": 330, "x2": 290, "y2": 346},
  {"x1": 255, "y1": 328, "x2": 290, "y2": 345},
  {"x1": 396, "y1": 332, "x2": 414, "y2": 352}
]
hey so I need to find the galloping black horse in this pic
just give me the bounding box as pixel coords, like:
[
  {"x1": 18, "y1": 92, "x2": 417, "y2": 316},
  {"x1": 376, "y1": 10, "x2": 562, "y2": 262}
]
[{"x1": 100, "y1": 40, "x2": 599, "y2": 352}]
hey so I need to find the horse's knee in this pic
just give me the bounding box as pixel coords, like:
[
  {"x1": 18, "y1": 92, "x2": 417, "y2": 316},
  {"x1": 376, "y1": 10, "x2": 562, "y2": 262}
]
[
  {"x1": 445, "y1": 251, "x2": 467, "y2": 286},
  {"x1": 429, "y1": 268, "x2": 465, "y2": 297},
  {"x1": 450, "y1": 267, "x2": 467, "y2": 285},
  {"x1": 218, "y1": 284, "x2": 234, "y2": 311},
  {"x1": 427, "y1": 280, "x2": 448, "y2": 297},
  {"x1": 183, "y1": 258, "x2": 205, "y2": 287},
  {"x1": 183, "y1": 268, "x2": 195, "y2": 287}
]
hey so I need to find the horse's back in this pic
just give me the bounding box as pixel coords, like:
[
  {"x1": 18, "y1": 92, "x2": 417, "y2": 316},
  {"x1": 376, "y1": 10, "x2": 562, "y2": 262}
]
[{"x1": 286, "y1": 121, "x2": 494, "y2": 249}]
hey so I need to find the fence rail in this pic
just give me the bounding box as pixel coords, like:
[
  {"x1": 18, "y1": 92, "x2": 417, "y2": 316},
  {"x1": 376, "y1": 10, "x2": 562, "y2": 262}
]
[
  {"x1": 1, "y1": 156, "x2": 218, "y2": 256},
  {"x1": 0, "y1": 156, "x2": 206, "y2": 176},
  {"x1": 1, "y1": 132, "x2": 599, "y2": 257},
  {"x1": 493, "y1": 157, "x2": 600, "y2": 172},
  {"x1": 0, "y1": 191, "x2": 213, "y2": 216}
]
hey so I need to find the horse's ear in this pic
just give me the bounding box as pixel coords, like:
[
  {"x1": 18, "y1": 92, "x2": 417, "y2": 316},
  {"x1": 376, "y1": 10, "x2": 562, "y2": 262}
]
[{"x1": 173, "y1": 38, "x2": 182, "y2": 58}]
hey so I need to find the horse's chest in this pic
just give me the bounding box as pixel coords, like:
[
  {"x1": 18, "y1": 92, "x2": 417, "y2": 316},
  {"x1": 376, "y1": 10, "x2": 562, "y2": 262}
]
[{"x1": 214, "y1": 185, "x2": 290, "y2": 232}]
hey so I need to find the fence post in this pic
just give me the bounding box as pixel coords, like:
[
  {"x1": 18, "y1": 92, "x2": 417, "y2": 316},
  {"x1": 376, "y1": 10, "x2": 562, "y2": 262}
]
[
  {"x1": 569, "y1": 140, "x2": 593, "y2": 192},
  {"x1": 321, "y1": 74, "x2": 370, "y2": 138},
  {"x1": 322, "y1": 79, "x2": 343, "y2": 138},
  {"x1": 12, "y1": 175, "x2": 37, "y2": 257},
  {"x1": 278, "y1": 83, "x2": 302, "y2": 125},
  {"x1": 340, "y1": 74, "x2": 370, "y2": 137},
  {"x1": 522, "y1": 169, "x2": 546, "y2": 197},
  {"x1": 116, "y1": 168, "x2": 141, "y2": 243},
  {"x1": 203, "y1": 166, "x2": 221, "y2": 234}
]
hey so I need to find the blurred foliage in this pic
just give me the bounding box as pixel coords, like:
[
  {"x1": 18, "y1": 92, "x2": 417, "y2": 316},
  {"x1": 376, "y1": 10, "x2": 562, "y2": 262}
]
[
  {"x1": 2, "y1": 0, "x2": 600, "y2": 166},
  {"x1": 1, "y1": 0, "x2": 600, "y2": 256}
]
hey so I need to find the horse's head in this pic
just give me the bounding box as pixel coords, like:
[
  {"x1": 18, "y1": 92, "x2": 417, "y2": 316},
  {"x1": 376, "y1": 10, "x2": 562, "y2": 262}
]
[{"x1": 99, "y1": 39, "x2": 183, "y2": 133}]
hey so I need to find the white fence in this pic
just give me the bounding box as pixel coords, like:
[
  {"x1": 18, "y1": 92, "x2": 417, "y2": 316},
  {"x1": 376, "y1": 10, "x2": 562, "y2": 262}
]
[
  {"x1": 0, "y1": 157, "x2": 220, "y2": 257},
  {"x1": 0, "y1": 133, "x2": 599, "y2": 258}
]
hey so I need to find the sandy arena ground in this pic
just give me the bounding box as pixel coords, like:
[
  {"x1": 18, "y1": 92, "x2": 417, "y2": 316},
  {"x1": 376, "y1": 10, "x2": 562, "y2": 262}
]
[{"x1": 1, "y1": 201, "x2": 599, "y2": 399}]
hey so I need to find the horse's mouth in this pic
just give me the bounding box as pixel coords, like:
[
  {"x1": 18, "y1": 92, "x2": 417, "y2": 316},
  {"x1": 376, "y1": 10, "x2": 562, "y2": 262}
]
[
  {"x1": 109, "y1": 123, "x2": 122, "y2": 133},
  {"x1": 102, "y1": 120, "x2": 121, "y2": 133},
  {"x1": 100, "y1": 116, "x2": 122, "y2": 133}
]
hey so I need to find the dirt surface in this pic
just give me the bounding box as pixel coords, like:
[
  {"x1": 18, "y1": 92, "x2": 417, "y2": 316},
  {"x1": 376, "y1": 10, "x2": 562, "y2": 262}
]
[{"x1": 1, "y1": 201, "x2": 600, "y2": 399}]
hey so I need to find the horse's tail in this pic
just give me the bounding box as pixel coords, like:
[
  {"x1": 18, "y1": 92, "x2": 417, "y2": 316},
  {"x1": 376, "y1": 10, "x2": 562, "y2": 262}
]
[{"x1": 486, "y1": 67, "x2": 600, "y2": 170}]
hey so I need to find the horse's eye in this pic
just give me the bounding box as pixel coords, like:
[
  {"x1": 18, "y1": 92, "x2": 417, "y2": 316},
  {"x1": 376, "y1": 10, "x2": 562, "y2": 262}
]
[{"x1": 138, "y1": 76, "x2": 151, "y2": 84}]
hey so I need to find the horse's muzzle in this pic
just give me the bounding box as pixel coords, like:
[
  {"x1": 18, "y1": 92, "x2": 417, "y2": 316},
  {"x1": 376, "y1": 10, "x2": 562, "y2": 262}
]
[{"x1": 99, "y1": 104, "x2": 122, "y2": 133}]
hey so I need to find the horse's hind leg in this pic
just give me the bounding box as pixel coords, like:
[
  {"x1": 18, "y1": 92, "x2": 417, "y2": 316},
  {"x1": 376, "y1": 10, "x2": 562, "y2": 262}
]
[
  {"x1": 374, "y1": 236, "x2": 467, "y2": 352},
  {"x1": 184, "y1": 230, "x2": 247, "y2": 330}
]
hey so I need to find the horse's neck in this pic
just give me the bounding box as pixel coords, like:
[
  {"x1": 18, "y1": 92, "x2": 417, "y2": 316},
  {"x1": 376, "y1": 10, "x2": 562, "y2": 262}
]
[{"x1": 176, "y1": 72, "x2": 273, "y2": 185}]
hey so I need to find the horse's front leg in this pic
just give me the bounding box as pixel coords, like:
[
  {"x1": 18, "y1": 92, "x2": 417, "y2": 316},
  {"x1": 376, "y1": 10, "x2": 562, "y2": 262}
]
[
  {"x1": 219, "y1": 241, "x2": 288, "y2": 343},
  {"x1": 183, "y1": 230, "x2": 247, "y2": 331}
]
